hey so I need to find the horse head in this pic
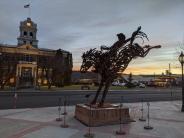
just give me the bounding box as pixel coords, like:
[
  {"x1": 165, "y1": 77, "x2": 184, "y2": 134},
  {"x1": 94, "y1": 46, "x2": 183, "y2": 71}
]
[{"x1": 80, "y1": 48, "x2": 97, "y2": 73}]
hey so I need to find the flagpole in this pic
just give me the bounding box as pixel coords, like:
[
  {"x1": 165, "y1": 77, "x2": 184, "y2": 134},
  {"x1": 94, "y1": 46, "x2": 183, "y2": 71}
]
[
  {"x1": 24, "y1": 3, "x2": 31, "y2": 18},
  {"x1": 29, "y1": 5, "x2": 31, "y2": 18}
]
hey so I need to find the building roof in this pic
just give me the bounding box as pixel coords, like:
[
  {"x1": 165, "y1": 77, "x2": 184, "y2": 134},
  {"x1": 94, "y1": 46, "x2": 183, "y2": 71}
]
[
  {"x1": 0, "y1": 44, "x2": 71, "y2": 54},
  {"x1": 0, "y1": 44, "x2": 17, "y2": 48},
  {"x1": 39, "y1": 47, "x2": 71, "y2": 54}
]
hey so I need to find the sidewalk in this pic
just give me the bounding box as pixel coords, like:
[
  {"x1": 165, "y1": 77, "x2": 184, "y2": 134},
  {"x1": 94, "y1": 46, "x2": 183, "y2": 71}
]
[{"x1": 0, "y1": 101, "x2": 184, "y2": 138}]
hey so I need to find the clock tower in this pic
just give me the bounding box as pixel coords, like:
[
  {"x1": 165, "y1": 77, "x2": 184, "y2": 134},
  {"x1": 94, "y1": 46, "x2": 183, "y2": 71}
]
[{"x1": 17, "y1": 18, "x2": 38, "y2": 48}]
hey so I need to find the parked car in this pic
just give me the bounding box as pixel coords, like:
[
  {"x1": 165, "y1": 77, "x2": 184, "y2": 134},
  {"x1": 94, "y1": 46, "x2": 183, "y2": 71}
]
[
  {"x1": 119, "y1": 82, "x2": 126, "y2": 86},
  {"x1": 139, "y1": 83, "x2": 146, "y2": 88},
  {"x1": 132, "y1": 80, "x2": 139, "y2": 86},
  {"x1": 112, "y1": 81, "x2": 126, "y2": 86},
  {"x1": 112, "y1": 81, "x2": 119, "y2": 86}
]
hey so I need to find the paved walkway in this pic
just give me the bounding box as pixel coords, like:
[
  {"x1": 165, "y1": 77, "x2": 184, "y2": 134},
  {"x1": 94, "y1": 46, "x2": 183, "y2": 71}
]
[{"x1": 0, "y1": 101, "x2": 184, "y2": 138}]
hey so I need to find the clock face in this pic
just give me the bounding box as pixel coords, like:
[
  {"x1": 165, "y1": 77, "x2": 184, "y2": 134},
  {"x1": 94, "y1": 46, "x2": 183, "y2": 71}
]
[{"x1": 26, "y1": 22, "x2": 31, "y2": 27}]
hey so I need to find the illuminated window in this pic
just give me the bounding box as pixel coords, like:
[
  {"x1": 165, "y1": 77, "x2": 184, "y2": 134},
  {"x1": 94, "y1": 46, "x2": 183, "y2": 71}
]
[
  {"x1": 38, "y1": 78, "x2": 42, "y2": 84},
  {"x1": 43, "y1": 79, "x2": 47, "y2": 84},
  {"x1": 27, "y1": 22, "x2": 31, "y2": 27},
  {"x1": 10, "y1": 78, "x2": 15, "y2": 83},
  {"x1": 38, "y1": 68, "x2": 42, "y2": 76}
]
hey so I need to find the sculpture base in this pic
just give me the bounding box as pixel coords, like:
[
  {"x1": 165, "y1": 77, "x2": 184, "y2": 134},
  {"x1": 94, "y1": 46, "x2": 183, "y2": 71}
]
[
  {"x1": 56, "y1": 118, "x2": 62, "y2": 121},
  {"x1": 116, "y1": 130, "x2": 126, "y2": 135},
  {"x1": 75, "y1": 103, "x2": 133, "y2": 126},
  {"x1": 139, "y1": 118, "x2": 146, "y2": 121},
  {"x1": 60, "y1": 124, "x2": 69, "y2": 128},
  {"x1": 144, "y1": 125, "x2": 153, "y2": 130},
  {"x1": 84, "y1": 133, "x2": 95, "y2": 138}
]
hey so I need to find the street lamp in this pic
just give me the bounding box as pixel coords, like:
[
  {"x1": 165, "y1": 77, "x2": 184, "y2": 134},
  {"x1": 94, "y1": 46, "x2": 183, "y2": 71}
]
[{"x1": 178, "y1": 51, "x2": 184, "y2": 112}]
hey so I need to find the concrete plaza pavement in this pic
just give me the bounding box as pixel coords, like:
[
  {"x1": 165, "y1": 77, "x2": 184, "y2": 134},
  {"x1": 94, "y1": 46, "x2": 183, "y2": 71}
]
[{"x1": 0, "y1": 101, "x2": 184, "y2": 138}]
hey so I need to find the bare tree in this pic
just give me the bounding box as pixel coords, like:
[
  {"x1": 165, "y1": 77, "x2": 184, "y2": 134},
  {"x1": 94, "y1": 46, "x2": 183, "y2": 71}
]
[
  {"x1": 52, "y1": 49, "x2": 65, "y2": 87},
  {"x1": 0, "y1": 54, "x2": 16, "y2": 89}
]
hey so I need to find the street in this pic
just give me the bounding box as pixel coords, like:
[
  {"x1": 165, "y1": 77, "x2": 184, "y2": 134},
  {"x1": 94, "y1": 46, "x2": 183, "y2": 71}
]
[{"x1": 0, "y1": 87, "x2": 182, "y2": 109}]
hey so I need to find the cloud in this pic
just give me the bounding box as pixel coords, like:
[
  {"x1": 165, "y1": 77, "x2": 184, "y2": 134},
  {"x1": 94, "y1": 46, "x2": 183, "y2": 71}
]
[
  {"x1": 0, "y1": 0, "x2": 184, "y2": 74},
  {"x1": 90, "y1": 17, "x2": 134, "y2": 28}
]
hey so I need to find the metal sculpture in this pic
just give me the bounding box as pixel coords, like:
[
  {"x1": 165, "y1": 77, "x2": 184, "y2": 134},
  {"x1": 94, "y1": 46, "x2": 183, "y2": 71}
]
[{"x1": 80, "y1": 26, "x2": 161, "y2": 107}]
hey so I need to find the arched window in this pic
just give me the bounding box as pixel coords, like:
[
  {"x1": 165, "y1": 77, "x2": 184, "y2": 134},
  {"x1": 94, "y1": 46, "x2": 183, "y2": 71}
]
[
  {"x1": 30, "y1": 32, "x2": 33, "y2": 38},
  {"x1": 23, "y1": 31, "x2": 27, "y2": 36},
  {"x1": 26, "y1": 55, "x2": 29, "y2": 61}
]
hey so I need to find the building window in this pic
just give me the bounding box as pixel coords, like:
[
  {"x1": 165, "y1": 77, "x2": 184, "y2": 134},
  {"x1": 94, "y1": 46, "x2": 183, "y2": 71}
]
[
  {"x1": 30, "y1": 32, "x2": 33, "y2": 38},
  {"x1": 24, "y1": 31, "x2": 27, "y2": 36},
  {"x1": 23, "y1": 41, "x2": 26, "y2": 44},
  {"x1": 38, "y1": 68, "x2": 42, "y2": 76},
  {"x1": 26, "y1": 55, "x2": 29, "y2": 61},
  {"x1": 30, "y1": 41, "x2": 33, "y2": 45},
  {"x1": 21, "y1": 55, "x2": 33, "y2": 62},
  {"x1": 29, "y1": 55, "x2": 31, "y2": 61}
]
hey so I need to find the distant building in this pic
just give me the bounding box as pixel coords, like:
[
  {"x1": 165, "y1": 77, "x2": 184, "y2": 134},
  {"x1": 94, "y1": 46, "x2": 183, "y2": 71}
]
[
  {"x1": 0, "y1": 18, "x2": 72, "y2": 89},
  {"x1": 72, "y1": 71, "x2": 100, "y2": 84},
  {"x1": 153, "y1": 75, "x2": 178, "y2": 87}
]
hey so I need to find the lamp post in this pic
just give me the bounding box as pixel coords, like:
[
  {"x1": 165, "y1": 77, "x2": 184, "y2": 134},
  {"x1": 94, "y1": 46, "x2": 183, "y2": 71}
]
[{"x1": 178, "y1": 51, "x2": 184, "y2": 112}]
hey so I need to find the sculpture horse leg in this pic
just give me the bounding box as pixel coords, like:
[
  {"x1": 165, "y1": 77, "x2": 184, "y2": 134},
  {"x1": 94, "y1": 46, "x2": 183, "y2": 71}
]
[
  {"x1": 98, "y1": 80, "x2": 111, "y2": 107},
  {"x1": 91, "y1": 79, "x2": 104, "y2": 105}
]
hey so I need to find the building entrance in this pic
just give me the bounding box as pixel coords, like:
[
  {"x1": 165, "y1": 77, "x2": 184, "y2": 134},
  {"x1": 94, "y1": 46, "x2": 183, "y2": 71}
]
[
  {"x1": 16, "y1": 62, "x2": 37, "y2": 89},
  {"x1": 20, "y1": 67, "x2": 33, "y2": 87}
]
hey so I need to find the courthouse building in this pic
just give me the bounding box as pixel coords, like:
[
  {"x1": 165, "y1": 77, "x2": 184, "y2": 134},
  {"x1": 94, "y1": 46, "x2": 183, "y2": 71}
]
[{"x1": 0, "y1": 18, "x2": 72, "y2": 89}]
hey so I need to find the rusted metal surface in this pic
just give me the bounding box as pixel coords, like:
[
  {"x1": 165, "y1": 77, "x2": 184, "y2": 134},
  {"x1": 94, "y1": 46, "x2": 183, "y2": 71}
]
[{"x1": 80, "y1": 26, "x2": 161, "y2": 107}]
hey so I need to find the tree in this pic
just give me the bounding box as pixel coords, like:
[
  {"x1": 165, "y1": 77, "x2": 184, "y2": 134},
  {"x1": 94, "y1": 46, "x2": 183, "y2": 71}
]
[
  {"x1": 52, "y1": 49, "x2": 65, "y2": 87},
  {"x1": 0, "y1": 53, "x2": 17, "y2": 89}
]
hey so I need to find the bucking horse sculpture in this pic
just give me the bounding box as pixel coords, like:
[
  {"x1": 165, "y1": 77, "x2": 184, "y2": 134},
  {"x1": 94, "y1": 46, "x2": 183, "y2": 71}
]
[{"x1": 80, "y1": 26, "x2": 161, "y2": 107}]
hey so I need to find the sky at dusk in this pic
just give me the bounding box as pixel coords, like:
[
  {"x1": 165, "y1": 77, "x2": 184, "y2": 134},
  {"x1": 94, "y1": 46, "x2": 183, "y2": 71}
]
[{"x1": 0, "y1": 0, "x2": 184, "y2": 75}]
